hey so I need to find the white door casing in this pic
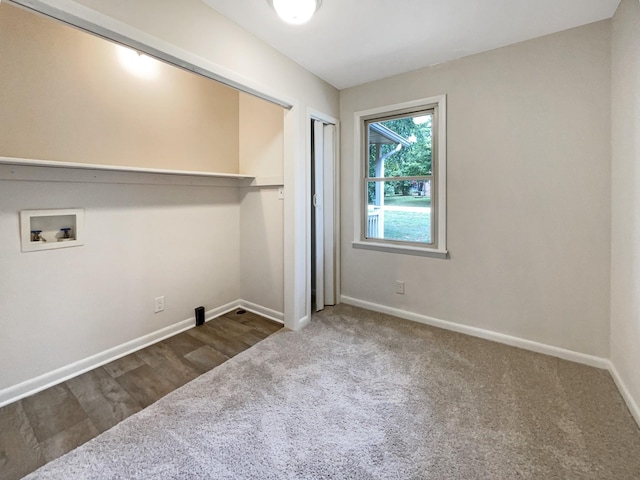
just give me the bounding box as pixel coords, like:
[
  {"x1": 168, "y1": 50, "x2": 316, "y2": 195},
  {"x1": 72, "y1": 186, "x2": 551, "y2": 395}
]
[{"x1": 322, "y1": 123, "x2": 336, "y2": 306}]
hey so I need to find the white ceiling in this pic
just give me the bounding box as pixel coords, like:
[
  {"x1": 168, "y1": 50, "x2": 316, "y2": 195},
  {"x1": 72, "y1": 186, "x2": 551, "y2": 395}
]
[{"x1": 202, "y1": 0, "x2": 620, "y2": 90}]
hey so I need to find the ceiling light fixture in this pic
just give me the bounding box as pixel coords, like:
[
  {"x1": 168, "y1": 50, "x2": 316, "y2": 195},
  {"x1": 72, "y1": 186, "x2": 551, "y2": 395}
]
[{"x1": 269, "y1": 0, "x2": 321, "y2": 25}]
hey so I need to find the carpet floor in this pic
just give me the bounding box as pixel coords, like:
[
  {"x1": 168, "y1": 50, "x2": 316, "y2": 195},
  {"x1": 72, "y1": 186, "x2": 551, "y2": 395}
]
[{"x1": 24, "y1": 304, "x2": 640, "y2": 479}]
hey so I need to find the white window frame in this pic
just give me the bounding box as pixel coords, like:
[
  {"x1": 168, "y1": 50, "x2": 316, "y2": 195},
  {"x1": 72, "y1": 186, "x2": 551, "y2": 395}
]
[{"x1": 352, "y1": 95, "x2": 447, "y2": 258}]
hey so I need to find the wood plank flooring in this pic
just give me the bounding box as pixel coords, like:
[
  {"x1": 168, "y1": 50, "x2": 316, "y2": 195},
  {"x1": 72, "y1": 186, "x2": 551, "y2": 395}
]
[{"x1": 0, "y1": 309, "x2": 282, "y2": 480}]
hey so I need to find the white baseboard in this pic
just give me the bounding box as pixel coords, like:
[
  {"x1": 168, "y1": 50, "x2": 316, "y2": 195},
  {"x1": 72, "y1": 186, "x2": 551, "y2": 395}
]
[
  {"x1": 607, "y1": 362, "x2": 640, "y2": 428},
  {"x1": 339, "y1": 296, "x2": 610, "y2": 370},
  {"x1": 0, "y1": 300, "x2": 241, "y2": 408},
  {"x1": 339, "y1": 296, "x2": 640, "y2": 429},
  {"x1": 238, "y1": 300, "x2": 284, "y2": 324},
  {"x1": 8, "y1": 295, "x2": 635, "y2": 431},
  {"x1": 204, "y1": 300, "x2": 244, "y2": 324},
  {"x1": 295, "y1": 314, "x2": 311, "y2": 331}
]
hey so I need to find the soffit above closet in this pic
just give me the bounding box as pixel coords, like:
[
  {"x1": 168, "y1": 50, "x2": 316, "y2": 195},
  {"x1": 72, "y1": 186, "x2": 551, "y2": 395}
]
[{"x1": 202, "y1": 0, "x2": 620, "y2": 90}]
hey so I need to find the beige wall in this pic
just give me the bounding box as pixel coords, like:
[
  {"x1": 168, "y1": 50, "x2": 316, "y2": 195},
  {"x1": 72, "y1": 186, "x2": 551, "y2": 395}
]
[
  {"x1": 611, "y1": 0, "x2": 640, "y2": 421},
  {"x1": 0, "y1": 3, "x2": 239, "y2": 173},
  {"x1": 0, "y1": 177, "x2": 242, "y2": 392},
  {"x1": 239, "y1": 93, "x2": 284, "y2": 178},
  {"x1": 239, "y1": 92, "x2": 285, "y2": 315},
  {"x1": 340, "y1": 21, "x2": 612, "y2": 356},
  {"x1": 240, "y1": 188, "x2": 284, "y2": 315}
]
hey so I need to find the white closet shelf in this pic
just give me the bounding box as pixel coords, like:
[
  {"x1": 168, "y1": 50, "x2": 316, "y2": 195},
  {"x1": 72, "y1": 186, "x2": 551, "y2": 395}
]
[
  {"x1": 249, "y1": 176, "x2": 284, "y2": 187},
  {"x1": 0, "y1": 156, "x2": 255, "y2": 180}
]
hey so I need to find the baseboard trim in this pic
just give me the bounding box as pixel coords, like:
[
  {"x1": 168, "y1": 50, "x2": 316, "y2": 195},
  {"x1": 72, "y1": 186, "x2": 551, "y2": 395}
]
[
  {"x1": 7, "y1": 296, "x2": 632, "y2": 429},
  {"x1": 0, "y1": 300, "x2": 241, "y2": 408},
  {"x1": 238, "y1": 300, "x2": 284, "y2": 324},
  {"x1": 607, "y1": 362, "x2": 640, "y2": 428},
  {"x1": 341, "y1": 296, "x2": 640, "y2": 429},
  {"x1": 340, "y1": 296, "x2": 610, "y2": 370},
  {"x1": 296, "y1": 314, "x2": 311, "y2": 331}
]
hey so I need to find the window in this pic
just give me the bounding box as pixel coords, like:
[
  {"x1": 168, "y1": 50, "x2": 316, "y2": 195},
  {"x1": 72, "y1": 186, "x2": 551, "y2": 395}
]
[{"x1": 353, "y1": 95, "x2": 447, "y2": 257}]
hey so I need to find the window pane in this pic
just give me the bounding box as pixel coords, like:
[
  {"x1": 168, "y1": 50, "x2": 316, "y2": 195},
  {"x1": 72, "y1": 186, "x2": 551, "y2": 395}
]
[
  {"x1": 367, "y1": 113, "x2": 432, "y2": 178},
  {"x1": 366, "y1": 180, "x2": 432, "y2": 244}
]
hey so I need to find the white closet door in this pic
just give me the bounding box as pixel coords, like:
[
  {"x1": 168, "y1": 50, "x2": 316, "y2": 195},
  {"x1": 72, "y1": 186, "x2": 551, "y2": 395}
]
[
  {"x1": 323, "y1": 123, "x2": 336, "y2": 306},
  {"x1": 313, "y1": 120, "x2": 325, "y2": 311}
]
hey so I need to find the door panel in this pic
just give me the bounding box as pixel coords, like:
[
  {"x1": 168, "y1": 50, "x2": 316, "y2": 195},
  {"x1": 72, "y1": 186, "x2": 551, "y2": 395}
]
[{"x1": 313, "y1": 120, "x2": 325, "y2": 312}]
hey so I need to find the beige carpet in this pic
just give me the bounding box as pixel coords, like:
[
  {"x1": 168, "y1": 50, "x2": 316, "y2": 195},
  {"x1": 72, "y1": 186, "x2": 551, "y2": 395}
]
[{"x1": 25, "y1": 304, "x2": 640, "y2": 479}]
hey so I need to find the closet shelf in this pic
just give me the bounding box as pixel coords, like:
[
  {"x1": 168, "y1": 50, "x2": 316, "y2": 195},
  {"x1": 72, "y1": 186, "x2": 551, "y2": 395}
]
[
  {"x1": 0, "y1": 156, "x2": 255, "y2": 180},
  {"x1": 249, "y1": 176, "x2": 284, "y2": 187}
]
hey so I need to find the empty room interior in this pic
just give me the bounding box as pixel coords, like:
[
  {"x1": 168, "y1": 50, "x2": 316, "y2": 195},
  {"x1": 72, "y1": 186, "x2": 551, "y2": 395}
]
[{"x1": 1, "y1": 0, "x2": 640, "y2": 478}]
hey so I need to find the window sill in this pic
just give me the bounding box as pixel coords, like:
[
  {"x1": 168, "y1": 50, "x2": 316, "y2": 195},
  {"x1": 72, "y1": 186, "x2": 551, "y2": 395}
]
[{"x1": 352, "y1": 240, "x2": 448, "y2": 258}]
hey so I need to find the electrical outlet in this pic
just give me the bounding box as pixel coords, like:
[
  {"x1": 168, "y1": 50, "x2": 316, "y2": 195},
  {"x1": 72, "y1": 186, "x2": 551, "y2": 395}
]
[
  {"x1": 395, "y1": 281, "x2": 405, "y2": 295},
  {"x1": 278, "y1": 187, "x2": 285, "y2": 200},
  {"x1": 154, "y1": 296, "x2": 165, "y2": 313}
]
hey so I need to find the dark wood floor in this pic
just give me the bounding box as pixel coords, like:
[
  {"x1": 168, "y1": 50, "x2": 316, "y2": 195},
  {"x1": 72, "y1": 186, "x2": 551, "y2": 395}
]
[{"x1": 0, "y1": 309, "x2": 282, "y2": 480}]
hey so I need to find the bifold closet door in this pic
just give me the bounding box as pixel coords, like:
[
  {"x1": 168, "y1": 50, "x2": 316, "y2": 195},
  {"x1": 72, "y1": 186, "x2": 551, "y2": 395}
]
[
  {"x1": 312, "y1": 120, "x2": 336, "y2": 312},
  {"x1": 313, "y1": 120, "x2": 325, "y2": 312}
]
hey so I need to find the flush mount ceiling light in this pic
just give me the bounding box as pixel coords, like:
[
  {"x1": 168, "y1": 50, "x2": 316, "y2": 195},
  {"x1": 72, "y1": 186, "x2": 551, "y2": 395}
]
[{"x1": 268, "y1": 0, "x2": 321, "y2": 25}]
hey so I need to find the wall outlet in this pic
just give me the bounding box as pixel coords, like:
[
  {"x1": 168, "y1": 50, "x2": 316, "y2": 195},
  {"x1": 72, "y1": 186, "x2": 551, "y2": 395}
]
[
  {"x1": 395, "y1": 281, "x2": 405, "y2": 295},
  {"x1": 154, "y1": 296, "x2": 165, "y2": 313}
]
